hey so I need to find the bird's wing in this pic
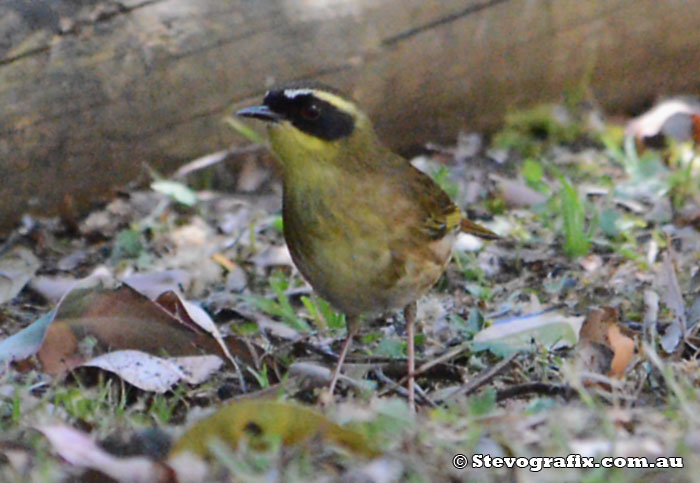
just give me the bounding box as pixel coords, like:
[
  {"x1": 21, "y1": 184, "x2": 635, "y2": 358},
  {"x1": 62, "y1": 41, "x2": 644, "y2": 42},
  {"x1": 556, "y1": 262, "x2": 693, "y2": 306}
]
[{"x1": 406, "y1": 164, "x2": 499, "y2": 240}]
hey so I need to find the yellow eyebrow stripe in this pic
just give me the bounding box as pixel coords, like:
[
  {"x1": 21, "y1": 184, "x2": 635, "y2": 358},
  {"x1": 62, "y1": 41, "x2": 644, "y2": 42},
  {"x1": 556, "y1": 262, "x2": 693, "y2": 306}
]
[{"x1": 313, "y1": 90, "x2": 362, "y2": 118}]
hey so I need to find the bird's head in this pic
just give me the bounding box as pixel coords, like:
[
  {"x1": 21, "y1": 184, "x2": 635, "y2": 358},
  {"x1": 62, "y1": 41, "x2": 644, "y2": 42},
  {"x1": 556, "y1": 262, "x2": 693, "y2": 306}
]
[{"x1": 237, "y1": 83, "x2": 379, "y2": 171}]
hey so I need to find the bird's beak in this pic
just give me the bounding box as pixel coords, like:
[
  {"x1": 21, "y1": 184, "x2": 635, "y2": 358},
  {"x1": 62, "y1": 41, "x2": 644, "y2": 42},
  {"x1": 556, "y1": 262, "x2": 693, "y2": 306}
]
[{"x1": 236, "y1": 105, "x2": 282, "y2": 123}]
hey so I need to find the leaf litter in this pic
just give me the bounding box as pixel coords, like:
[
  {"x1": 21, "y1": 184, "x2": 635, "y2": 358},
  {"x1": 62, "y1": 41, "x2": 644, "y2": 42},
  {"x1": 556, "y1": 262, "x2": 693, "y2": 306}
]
[{"x1": 0, "y1": 96, "x2": 699, "y2": 480}]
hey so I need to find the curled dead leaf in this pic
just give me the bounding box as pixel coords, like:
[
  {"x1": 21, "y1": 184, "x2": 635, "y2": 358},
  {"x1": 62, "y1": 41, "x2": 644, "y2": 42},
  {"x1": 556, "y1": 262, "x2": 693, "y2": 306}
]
[
  {"x1": 37, "y1": 285, "x2": 227, "y2": 373},
  {"x1": 576, "y1": 307, "x2": 636, "y2": 380},
  {"x1": 626, "y1": 98, "x2": 700, "y2": 145},
  {"x1": 607, "y1": 324, "x2": 636, "y2": 378},
  {"x1": 4, "y1": 283, "x2": 280, "y2": 388}
]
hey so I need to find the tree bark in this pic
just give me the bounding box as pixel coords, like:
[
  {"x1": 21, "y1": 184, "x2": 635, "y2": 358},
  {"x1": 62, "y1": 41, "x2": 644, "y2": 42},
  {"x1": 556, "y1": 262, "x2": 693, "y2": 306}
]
[{"x1": 1, "y1": 0, "x2": 699, "y2": 231}]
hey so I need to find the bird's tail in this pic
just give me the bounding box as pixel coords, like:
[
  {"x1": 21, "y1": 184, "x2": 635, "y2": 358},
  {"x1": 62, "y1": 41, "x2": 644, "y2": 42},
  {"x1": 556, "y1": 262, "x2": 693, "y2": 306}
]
[{"x1": 460, "y1": 218, "x2": 500, "y2": 240}]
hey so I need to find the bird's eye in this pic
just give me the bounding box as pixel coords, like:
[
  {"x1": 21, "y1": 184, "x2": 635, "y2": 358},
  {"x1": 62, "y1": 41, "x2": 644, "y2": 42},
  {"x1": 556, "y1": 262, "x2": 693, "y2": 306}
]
[{"x1": 300, "y1": 103, "x2": 321, "y2": 121}]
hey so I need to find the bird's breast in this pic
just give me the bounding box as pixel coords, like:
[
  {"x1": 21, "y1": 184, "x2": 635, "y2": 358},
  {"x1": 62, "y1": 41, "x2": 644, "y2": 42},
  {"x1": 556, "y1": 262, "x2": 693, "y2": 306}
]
[{"x1": 282, "y1": 175, "x2": 453, "y2": 317}]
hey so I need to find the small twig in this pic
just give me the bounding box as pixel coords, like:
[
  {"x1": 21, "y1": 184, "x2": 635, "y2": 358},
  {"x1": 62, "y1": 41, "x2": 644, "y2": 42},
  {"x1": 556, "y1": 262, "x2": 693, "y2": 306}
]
[
  {"x1": 394, "y1": 340, "x2": 472, "y2": 388},
  {"x1": 374, "y1": 368, "x2": 437, "y2": 408},
  {"x1": 374, "y1": 355, "x2": 465, "y2": 397},
  {"x1": 230, "y1": 356, "x2": 247, "y2": 394},
  {"x1": 373, "y1": 368, "x2": 409, "y2": 398},
  {"x1": 294, "y1": 340, "x2": 340, "y2": 362},
  {"x1": 232, "y1": 381, "x2": 297, "y2": 401},
  {"x1": 576, "y1": 371, "x2": 625, "y2": 388},
  {"x1": 283, "y1": 286, "x2": 314, "y2": 298},
  {"x1": 442, "y1": 352, "x2": 518, "y2": 402},
  {"x1": 414, "y1": 383, "x2": 438, "y2": 409},
  {"x1": 289, "y1": 362, "x2": 369, "y2": 392},
  {"x1": 495, "y1": 382, "x2": 576, "y2": 402}
]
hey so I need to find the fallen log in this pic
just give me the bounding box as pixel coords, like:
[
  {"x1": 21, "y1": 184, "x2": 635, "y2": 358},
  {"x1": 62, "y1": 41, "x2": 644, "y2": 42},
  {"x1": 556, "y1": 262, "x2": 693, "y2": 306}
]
[{"x1": 1, "y1": 0, "x2": 699, "y2": 230}]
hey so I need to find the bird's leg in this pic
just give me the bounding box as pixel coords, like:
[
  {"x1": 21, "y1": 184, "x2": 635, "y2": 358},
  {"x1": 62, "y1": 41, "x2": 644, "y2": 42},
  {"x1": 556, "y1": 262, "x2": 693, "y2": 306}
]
[
  {"x1": 328, "y1": 316, "x2": 359, "y2": 395},
  {"x1": 404, "y1": 301, "x2": 417, "y2": 412}
]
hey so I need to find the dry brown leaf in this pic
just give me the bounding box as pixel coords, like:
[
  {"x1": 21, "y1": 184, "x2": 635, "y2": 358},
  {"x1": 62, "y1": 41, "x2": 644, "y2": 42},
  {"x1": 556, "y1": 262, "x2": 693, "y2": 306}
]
[
  {"x1": 37, "y1": 285, "x2": 224, "y2": 373},
  {"x1": 626, "y1": 98, "x2": 700, "y2": 144},
  {"x1": 579, "y1": 307, "x2": 617, "y2": 343},
  {"x1": 154, "y1": 290, "x2": 267, "y2": 387},
  {"x1": 33, "y1": 285, "x2": 278, "y2": 382},
  {"x1": 607, "y1": 324, "x2": 636, "y2": 378},
  {"x1": 576, "y1": 307, "x2": 635, "y2": 380}
]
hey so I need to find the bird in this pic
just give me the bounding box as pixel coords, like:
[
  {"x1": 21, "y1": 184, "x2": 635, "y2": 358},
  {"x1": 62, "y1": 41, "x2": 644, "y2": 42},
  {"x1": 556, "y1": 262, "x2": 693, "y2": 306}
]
[{"x1": 237, "y1": 82, "x2": 498, "y2": 409}]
